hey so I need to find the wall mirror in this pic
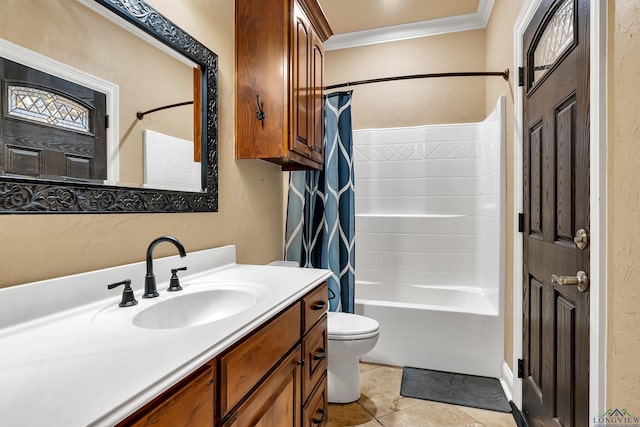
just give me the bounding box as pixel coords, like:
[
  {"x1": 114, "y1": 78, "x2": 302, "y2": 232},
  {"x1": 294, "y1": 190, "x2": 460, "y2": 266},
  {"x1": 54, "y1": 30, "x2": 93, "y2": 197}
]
[{"x1": 0, "y1": 0, "x2": 218, "y2": 213}]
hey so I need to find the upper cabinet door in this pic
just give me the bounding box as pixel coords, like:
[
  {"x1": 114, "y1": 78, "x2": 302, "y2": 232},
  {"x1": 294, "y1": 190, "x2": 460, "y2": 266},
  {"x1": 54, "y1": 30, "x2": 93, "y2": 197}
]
[
  {"x1": 291, "y1": 2, "x2": 312, "y2": 158},
  {"x1": 310, "y1": 31, "x2": 324, "y2": 164},
  {"x1": 234, "y1": 0, "x2": 287, "y2": 160}
]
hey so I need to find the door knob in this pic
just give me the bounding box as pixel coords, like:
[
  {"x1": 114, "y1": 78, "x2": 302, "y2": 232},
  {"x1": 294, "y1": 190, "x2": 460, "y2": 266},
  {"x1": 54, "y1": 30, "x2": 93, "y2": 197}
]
[
  {"x1": 551, "y1": 271, "x2": 589, "y2": 292},
  {"x1": 574, "y1": 228, "x2": 589, "y2": 249}
]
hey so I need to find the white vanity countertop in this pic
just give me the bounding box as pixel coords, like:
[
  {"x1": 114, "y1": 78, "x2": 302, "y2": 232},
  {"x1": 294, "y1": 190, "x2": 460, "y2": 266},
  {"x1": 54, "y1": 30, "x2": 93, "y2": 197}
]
[{"x1": 0, "y1": 245, "x2": 330, "y2": 426}]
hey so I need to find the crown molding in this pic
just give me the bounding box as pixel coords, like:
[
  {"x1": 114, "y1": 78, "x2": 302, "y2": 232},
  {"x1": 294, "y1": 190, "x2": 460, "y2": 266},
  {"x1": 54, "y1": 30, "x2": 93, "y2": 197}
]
[{"x1": 324, "y1": 0, "x2": 494, "y2": 51}]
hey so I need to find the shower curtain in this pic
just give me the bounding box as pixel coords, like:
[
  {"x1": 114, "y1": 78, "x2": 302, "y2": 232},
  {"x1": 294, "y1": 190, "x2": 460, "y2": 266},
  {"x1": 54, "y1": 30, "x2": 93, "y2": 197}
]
[{"x1": 284, "y1": 91, "x2": 355, "y2": 313}]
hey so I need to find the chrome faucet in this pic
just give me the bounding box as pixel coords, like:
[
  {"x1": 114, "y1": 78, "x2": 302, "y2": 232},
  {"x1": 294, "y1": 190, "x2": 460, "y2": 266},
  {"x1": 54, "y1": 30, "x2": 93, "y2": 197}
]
[{"x1": 143, "y1": 236, "x2": 187, "y2": 298}]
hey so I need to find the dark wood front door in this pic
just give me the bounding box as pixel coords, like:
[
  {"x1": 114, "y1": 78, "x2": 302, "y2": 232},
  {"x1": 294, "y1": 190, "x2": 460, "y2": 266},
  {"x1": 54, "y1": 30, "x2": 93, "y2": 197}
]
[
  {"x1": 0, "y1": 58, "x2": 107, "y2": 182},
  {"x1": 522, "y1": 0, "x2": 590, "y2": 426}
]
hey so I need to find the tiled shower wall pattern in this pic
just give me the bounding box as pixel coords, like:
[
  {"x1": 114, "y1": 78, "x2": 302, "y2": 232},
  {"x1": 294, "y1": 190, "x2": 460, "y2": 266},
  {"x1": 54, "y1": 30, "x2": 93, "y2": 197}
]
[{"x1": 353, "y1": 99, "x2": 504, "y2": 303}]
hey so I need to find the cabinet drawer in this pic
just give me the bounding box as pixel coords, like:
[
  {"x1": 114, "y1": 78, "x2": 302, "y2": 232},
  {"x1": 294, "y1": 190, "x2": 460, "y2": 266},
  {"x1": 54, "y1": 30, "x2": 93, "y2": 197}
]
[
  {"x1": 127, "y1": 364, "x2": 214, "y2": 427},
  {"x1": 221, "y1": 346, "x2": 302, "y2": 427},
  {"x1": 302, "y1": 373, "x2": 327, "y2": 427},
  {"x1": 303, "y1": 282, "x2": 328, "y2": 334},
  {"x1": 219, "y1": 302, "x2": 301, "y2": 417},
  {"x1": 302, "y1": 314, "x2": 327, "y2": 402}
]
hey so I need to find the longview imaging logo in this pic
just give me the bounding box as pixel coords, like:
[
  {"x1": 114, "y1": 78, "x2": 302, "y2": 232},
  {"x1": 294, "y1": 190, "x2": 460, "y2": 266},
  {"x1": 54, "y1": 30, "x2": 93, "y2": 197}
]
[{"x1": 594, "y1": 409, "x2": 640, "y2": 427}]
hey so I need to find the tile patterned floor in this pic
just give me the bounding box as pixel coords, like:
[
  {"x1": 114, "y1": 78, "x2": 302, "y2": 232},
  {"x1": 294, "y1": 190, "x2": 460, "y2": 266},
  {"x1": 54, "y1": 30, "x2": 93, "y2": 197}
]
[{"x1": 327, "y1": 363, "x2": 518, "y2": 427}]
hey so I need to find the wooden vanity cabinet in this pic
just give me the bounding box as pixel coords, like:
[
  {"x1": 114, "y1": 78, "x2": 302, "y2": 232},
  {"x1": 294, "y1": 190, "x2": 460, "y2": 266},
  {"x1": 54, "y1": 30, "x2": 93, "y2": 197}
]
[
  {"x1": 119, "y1": 364, "x2": 215, "y2": 427},
  {"x1": 118, "y1": 282, "x2": 328, "y2": 427},
  {"x1": 218, "y1": 303, "x2": 302, "y2": 419},
  {"x1": 220, "y1": 281, "x2": 328, "y2": 426},
  {"x1": 220, "y1": 346, "x2": 302, "y2": 427},
  {"x1": 301, "y1": 284, "x2": 328, "y2": 426},
  {"x1": 234, "y1": 0, "x2": 332, "y2": 171},
  {"x1": 303, "y1": 376, "x2": 328, "y2": 427},
  {"x1": 302, "y1": 282, "x2": 329, "y2": 334},
  {"x1": 301, "y1": 316, "x2": 327, "y2": 403}
]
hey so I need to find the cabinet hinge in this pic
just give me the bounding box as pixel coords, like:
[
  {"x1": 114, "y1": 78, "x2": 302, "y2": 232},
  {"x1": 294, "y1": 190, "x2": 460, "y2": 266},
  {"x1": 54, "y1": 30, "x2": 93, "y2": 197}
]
[
  {"x1": 518, "y1": 67, "x2": 524, "y2": 87},
  {"x1": 105, "y1": 115, "x2": 110, "y2": 129},
  {"x1": 517, "y1": 358, "x2": 524, "y2": 378},
  {"x1": 518, "y1": 213, "x2": 525, "y2": 233}
]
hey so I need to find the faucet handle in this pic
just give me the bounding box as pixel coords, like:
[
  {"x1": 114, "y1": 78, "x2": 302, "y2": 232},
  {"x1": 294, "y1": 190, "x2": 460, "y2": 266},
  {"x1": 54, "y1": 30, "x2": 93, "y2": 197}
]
[
  {"x1": 107, "y1": 279, "x2": 138, "y2": 307},
  {"x1": 168, "y1": 266, "x2": 187, "y2": 292}
]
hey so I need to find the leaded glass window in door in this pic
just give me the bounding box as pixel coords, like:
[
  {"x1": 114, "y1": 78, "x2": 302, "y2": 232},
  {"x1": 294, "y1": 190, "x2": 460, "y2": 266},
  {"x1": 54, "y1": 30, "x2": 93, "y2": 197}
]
[
  {"x1": 7, "y1": 85, "x2": 91, "y2": 134},
  {"x1": 1, "y1": 58, "x2": 106, "y2": 182},
  {"x1": 531, "y1": 0, "x2": 575, "y2": 86}
]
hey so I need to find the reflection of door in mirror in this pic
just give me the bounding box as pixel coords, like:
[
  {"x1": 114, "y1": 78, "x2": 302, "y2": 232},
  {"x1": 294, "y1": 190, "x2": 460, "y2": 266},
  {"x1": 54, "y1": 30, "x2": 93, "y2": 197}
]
[
  {"x1": 1, "y1": 58, "x2": 107, "y2": 183},
  {"x1": 0, "y1": 0, "x2": 199, "y2": 192}
]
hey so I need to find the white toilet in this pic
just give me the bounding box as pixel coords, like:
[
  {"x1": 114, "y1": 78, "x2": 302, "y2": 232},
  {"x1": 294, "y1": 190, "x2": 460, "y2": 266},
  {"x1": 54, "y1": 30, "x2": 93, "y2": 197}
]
[{"x1": 327, "y1": 311, "x2": 380, "y2": 403}]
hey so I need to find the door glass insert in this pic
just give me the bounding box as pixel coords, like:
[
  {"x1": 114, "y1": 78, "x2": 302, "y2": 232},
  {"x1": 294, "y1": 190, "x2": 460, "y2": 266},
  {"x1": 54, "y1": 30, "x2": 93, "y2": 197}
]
[
  {"x1": 532, "y1": 0, "x2": 574, "y2": 85},
  {"x1": 7, "y1": 85, "x2": 91, "y2": 134}
]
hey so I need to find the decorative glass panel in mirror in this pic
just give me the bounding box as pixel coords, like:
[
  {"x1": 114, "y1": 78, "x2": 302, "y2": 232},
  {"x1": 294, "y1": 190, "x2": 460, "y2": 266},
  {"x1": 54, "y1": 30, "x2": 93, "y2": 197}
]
[
  {"x1": 532, "y1": 0, "x2": 575, "y2": 85},
  {"x1": 2, "y1": 57, "x2": 108, "y2": 183},
  {"x1": 8, "y1": 86, "x2": 91, "y2": 133},
  {"x1": 0, "y1": 0, "x2": 218, "y2": 213}
]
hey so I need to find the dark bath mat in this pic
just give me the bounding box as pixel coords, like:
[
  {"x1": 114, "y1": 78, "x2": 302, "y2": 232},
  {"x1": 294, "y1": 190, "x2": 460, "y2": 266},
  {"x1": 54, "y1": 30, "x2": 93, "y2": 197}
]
[{"x1": 400, "y1": 367, "x2": 512, "y2": 413}]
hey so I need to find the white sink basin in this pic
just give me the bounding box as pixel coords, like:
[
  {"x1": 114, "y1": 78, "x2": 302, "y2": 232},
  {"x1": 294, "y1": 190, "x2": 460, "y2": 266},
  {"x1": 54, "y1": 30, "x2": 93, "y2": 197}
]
[
  {"x1": 133, "y1": 288, "x2": 258, "y2": 329},
  {"x1": 94, "y1": 281, "x2": 269, "y2": 330}
]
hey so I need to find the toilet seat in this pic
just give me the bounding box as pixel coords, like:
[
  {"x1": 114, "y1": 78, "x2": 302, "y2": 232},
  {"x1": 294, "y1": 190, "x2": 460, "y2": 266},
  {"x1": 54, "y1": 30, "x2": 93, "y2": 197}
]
[{"x1": 328, "y1": 312, "x2": 379, "y2": 341}]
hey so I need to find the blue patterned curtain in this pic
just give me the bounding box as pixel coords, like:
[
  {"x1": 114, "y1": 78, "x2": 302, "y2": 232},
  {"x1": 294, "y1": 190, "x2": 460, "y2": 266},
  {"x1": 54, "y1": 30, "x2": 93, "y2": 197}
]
[{"x1": 284, "y1": 91, "x2": 355, "y2": 313}]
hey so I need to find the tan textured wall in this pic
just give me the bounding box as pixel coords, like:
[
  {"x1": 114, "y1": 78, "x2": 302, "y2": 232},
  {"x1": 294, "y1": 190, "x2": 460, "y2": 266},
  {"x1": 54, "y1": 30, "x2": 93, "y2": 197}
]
[
  {"x1": 324, "y1": 30, "x2": 487, "y2": 130},
  {"x1": 0, "y1": 0, "x2": 284, "y2": 288},
  {"x1": 485, "y1": 0, "x2": 525, "y2": 372},
  {"x1": 607, "y1": 0, "x2": 640, "y2": 413}
]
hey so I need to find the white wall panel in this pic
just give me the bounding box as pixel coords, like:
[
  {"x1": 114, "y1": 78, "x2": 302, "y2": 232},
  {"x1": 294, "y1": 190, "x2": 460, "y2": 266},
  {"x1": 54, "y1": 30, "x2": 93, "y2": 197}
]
[{"x1": 353, "y1": 97, "x2": 505, "y2": 308}]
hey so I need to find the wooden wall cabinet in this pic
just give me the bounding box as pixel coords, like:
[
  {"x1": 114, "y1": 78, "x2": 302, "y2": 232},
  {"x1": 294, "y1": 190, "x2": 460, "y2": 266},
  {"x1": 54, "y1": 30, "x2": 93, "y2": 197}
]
[
  {"x1": 117, "y1": 282, "x2": 328, "y2": 427},
  {"x1": 235, "y1": 0, "x2": 332, "y2": 171}
]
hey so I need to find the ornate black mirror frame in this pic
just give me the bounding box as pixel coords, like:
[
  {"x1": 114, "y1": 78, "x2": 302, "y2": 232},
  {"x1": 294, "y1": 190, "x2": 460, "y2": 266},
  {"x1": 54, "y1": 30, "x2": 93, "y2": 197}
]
[{"x1": 0, "y1": 0, "x2": 218, "y2": 213}]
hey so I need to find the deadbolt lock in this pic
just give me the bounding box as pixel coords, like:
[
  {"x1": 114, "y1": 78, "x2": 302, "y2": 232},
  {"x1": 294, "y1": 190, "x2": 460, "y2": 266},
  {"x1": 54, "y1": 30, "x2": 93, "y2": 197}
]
[
  {"x1": 551, "y1": 271, "x2": 589, "y2": 292},
  {"x1": 574, "y1": 228, "x2": 589, "y2": 249}
]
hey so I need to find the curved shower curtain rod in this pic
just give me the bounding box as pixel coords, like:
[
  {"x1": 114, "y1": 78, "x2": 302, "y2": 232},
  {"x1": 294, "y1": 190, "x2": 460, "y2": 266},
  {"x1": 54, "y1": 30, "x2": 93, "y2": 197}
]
[{"x1": 324, "y1": 69, "x2": 509, "y2": 91}]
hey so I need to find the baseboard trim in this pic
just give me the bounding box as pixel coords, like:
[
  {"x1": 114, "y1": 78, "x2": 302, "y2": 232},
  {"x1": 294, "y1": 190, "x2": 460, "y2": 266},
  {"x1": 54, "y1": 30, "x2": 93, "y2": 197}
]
[
  {"x1": 501, "y1": 361, "x2": 530, "y2": 427},
  {"x1": 499, "y1": 360, "x2": 514, "y2": 402}
]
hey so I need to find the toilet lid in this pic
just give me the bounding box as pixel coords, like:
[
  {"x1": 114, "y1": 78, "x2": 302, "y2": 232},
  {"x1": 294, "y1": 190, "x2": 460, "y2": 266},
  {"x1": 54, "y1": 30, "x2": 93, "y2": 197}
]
[{"x1": 327, "y1": 312, "x2": 379, "y2": 340}]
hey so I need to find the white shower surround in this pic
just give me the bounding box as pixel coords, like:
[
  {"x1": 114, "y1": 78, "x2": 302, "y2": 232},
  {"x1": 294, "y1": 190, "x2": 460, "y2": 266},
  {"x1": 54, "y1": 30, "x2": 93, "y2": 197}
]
[{"x1": 352, "y1": 97, "x2": 506, "y2": 378}]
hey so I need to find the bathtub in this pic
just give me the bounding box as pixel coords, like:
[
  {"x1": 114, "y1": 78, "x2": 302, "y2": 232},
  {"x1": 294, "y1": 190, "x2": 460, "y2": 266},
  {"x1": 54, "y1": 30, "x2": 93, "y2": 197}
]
[
  {"x1": 352, "y1": 97, "x2": 505, "y2": 379},
  {"x1": 355, "y1": 281, "x2": 503, "y2": 378}
]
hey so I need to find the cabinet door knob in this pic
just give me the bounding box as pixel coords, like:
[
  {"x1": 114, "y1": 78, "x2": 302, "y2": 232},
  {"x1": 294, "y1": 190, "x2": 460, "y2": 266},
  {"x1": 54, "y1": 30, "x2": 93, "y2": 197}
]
[
  {"x1": 311, "y1": 407, "x2": 327, "y2": 424},
  {"x1": 311, "y1": 301, "x2": 326, "y2": 310},
  {"x1": 312, "y1": 348, "x2": 326, "y2": 361}
]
